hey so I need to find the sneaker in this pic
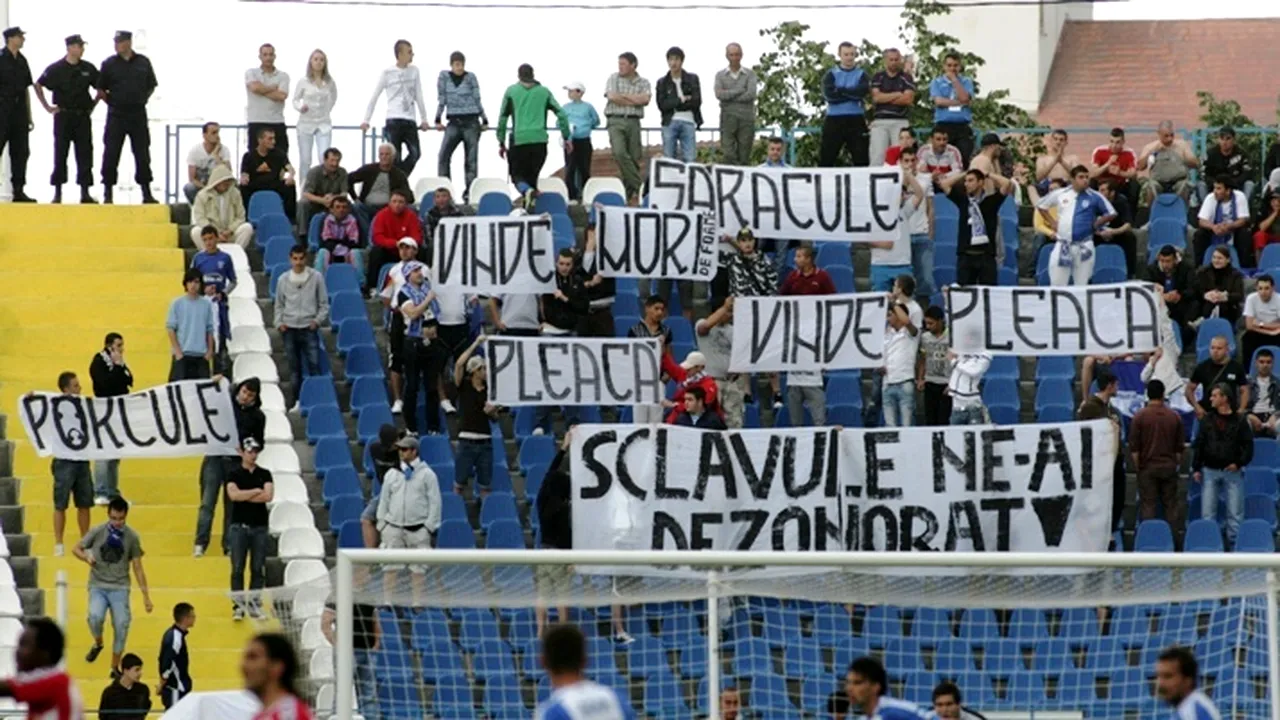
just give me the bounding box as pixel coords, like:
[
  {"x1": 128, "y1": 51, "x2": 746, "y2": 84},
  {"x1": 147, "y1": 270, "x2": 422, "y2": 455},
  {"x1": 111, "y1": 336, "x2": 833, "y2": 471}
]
[
  {"x1": 249, "y1": 607, "x2": 267, "y2": 621},
  {"x1": 614, "y1": 631, "x2": 635, "y2": 645},
  {"x1": 193, "y1": 545, "x2": 206, "y2": 558},
  {"x1": 391, "y1": 399, "x2": 404, "y2": 414},
  {"x1": 772, "y1": 393, "x2": 784, "y2": 410},
  {"x1": 94, "y1": 495, "x2": 110, "y2": 506},
  {"x1": 531, "y1": 427, "x2": 545, "y2": 436},
  {"x1": 233, "y1": 608, "x2": 245, "y2": 621},
  {"x1": 441, "y1": 399, "x2": 457, "y2": 414},
  {"x1": 53, "y1": 544, "x2": 64, "y2": 557},
  {"x1": 85, "y1": 643, "x2": 104, "y2": 663},
  {"x1": 522, "y1": 188, "x2": 538, "y2": 212}
]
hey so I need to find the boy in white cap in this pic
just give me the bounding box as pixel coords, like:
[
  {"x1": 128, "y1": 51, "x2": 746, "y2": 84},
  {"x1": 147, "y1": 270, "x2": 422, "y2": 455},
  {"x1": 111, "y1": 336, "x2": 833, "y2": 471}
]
[{"x1": 379, "y1": 237, "x2": 421, "y2": 414}]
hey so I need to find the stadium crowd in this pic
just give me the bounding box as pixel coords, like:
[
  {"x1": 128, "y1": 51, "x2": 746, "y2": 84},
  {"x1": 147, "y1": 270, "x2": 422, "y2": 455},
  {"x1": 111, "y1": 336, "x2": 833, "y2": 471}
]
[{"x1": 6, "y1": 23, "x2": 1280, "y2": 720}]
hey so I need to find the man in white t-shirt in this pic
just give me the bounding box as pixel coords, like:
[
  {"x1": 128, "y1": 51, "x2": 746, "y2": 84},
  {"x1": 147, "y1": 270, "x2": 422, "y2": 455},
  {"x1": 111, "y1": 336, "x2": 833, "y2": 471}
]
[
  {"x1": 881, "y1": 298, "x2": 920, "y2": 427},
  {"x1": 378, "y1": 237, "x2": 420, "y2": 415},
  {"x1": 1243, "y1": 273, "x2": 1280, "y2": 369},
  {"x1": 245, "y1": 44, "x2": 290, "y2": 156},
  {"x1": 870, "y1": 169, "x2": 928, "y2": 292},
  {"x1": 1194, "y1": 179, "x2": 1253, "y2": 268},
  {"x1": 184, "y1": 122, "x2": 231, "y2": 203},
  {"x1": 695, "y1": 297, "x2": 743, "y2": 428},
  {"x1": 489, "y1": 294, "x2": 541, "y2": 337}
]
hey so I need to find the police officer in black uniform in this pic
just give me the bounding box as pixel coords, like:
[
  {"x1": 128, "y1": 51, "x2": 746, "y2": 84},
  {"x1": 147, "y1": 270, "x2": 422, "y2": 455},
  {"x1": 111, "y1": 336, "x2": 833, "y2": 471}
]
[
  {"x1": 0, "y1": 26, "x2": 35, "y2": 202},
  {"x1": 36, "y1": 35, "x2": 100, "y2": 204},
  {"x1": 97, "y1": 30, "x2": 158, "y2": 204}
]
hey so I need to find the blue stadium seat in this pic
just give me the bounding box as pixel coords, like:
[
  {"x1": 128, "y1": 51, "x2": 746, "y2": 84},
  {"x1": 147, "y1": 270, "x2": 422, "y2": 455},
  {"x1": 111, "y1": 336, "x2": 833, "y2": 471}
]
[
  {"x1": 1094, "y1": 243, "x2": 1127, "y2": 273},
  {"x1": 306, "y1": 212, "x2": 325, "y2": 251},
  {"x1": 356, "y1": 404, "x2": 394, "y2": 444},
  {"x1": 313, "y1": 437, "x2": 354, "y2": 478},
  {"x1": 1234, "y1": 519, "x2": 1276, "y2": 552},
  {"x1": 249, "y1": 194, "x2": 286, "y2": 223},
  {"x1": 437, "y1": 519, "x2": 476, "y2": 549},
  {"x1": 666, "y1": 316, "x2": 694, "y2": 345},
  {"x1": 1252, "y1": 438, "x2": 1280, "y2": 469},
  {"x1": 1148, "y1": 217, "x2": 1187, "y2": 250},
  {"x1": 910, "y1": 608, "x2": 951, "y2": 640},
  {"x1": 613, "y1": 293, "x2": 641, "y2": 318},
  {"x1": 827, "y1": 403, "x2": 863, "y2": 428},
  {"x1": 477, "y1": 192, "x2": 513, "y2": 216},
  {"x1": 613, "y1": 313, "x2": 639, "y2": 338},
  {"x1": 1245, "y1": 493, "x2": 1277, "y2": 529},
  {"x1": 747, "y1": 672, "x2": 791, "y2": 714},
  {"x1": 959, "y1": 609, "x2": 1000, "y2": 640},
  {"x1": 535, "y1": 192, "x2": 569, "y2": 216},
  {"x1": 518, "y1": 435, "x2": 557, "y2": 471},
  {"x1": 471, "y1": 639, "x2": 515, "y2": 678},
  {"x1": 1037, "y1": 404, "x2": 1074, "y2": 424},
  {"x1": 337, "y1": 318, "x2": 377, "y2": 355},
  {"x1": 298, "y1": 377, "x2": 339, "y2": 416},
  {"x1": 934, "y1": 195, "x2": 959, "y2": 219},
  {"x1": 987, "y1": 404, "x2": 1018, "y2": 425},
  {"x1": 642, "y1": 668, "x2": 685, "y2": 716},
  {"x1": 328, "y1": 494, "x2": 363, "y2": 533},
  {"x1": 432, "y1": 674, "x2": 475, "y2": 714},
  {"x1": 1091, "y1": 266, "x2": 1127, "y2": 284},
  {"x1": 1007, "y1": 608, "x2": 1049, "y2": 640},
  {"x1": 981, "y1": 378, "x2": 1019, "y2": 409},
  {"x1": 1134, "y1": 519, "x2": 1175, "y2": 552},
  {"x1": 434, "y1": 493, "x2": 465, "y2": 525},
  {"x1": 985, "y1": 356, "x2": 1020, "y2": 381},
  {"x1": 1059, "y1": 607, "x2": 1101, "y2": 641},
  {"x1": 337, "y1": 519, "x2": 363, "y2": 548},
  {"x1": 826, "y1": 264, "x2": 855, "y2": 293},
  {"x1": 816, "y1": 243, "x2": 849, "y2": 268},
  {"x1": 1245, "y1": 467, "x2": 1279, "y2": 500},
  {"x1": 479, "y1": 493, "x2": 518, "y2": 530},
  {"x1": 1184, "y1": 518, "x2": 1225, "y2": 552},
  {"x1": 931, "y1": 638, "x2": 974, "y2": 673},
  {"x1": 264, "y1": 234, "x2": 294, "y2": 268},
  {"x1": 416, "y1": 435, "x2": 452, "y2": 465},
  {"x1": 1035, "y1": 380, "x2": 1073, "y2": 413},
  {"x1": 1260, "y1": 245, "x2": 1280, "y2": 272},
  {"x1": 783, "y1": 640, "x2": 822, "y2": 677},
  {"x1": 482, "y1": 675, "x2": 523, "y2": 717},
  {"x1": 1035, "y1": 244, "x2": 1054, "y2": 286},
  {"x1": 729, "y1": 637, "x2": 773, "y2": 675},
  {"x1": 998, "y1": 266, "x2": 1017, "y2": 286},
  {"x1": 863, "y1": 606, "x2": 902, "y2": 637},
  {"x1": 348, "y1": 377, "x2": 387, "y2": 418},
  {"x1": 329, "y1": 291, "x2": 367, "y2": 326},
  {"x1": 551, "y1": 213, "x2": 575, "y2": 250},
  {"x1": 344, "y1": 345, "x2": 386, "y2": 380},
  {"x1": 933, "y1": 265, "x2": 956, "y2": 289},
  {"x1": 254, "y1": 212, "x2": 292, "y2": 249},
  {"x1": 485, "y1": 519, "x2": 525, "y2": 549},
  {"x1": 1149, "y1": 194, "x2": 1187, "y2": 226},
  {"x1": 325, "y1": 263, "x2": 361, "y2": 297},
  {"x1": 322, "y1": 466, "x2": 361, "y2": 505},
  {"x1": 1195, "y1": 317, "x2": 1235, "y2": 356},
  {"x1": 1036, "y1": 356, "x2": 1076, "y2": 382}
]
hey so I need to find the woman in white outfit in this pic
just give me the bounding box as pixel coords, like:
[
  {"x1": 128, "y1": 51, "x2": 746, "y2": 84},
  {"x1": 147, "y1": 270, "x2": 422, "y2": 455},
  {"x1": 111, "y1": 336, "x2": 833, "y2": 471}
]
[{"x1": 293, "y1": 49, "x2": 338, "y2": 177}]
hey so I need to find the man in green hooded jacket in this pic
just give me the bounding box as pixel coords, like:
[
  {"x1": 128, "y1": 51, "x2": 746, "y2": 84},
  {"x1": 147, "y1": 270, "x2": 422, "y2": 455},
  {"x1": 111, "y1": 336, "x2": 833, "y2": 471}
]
[{"x1": 496, "y1": 63, "x2": 570, "y2": 209}]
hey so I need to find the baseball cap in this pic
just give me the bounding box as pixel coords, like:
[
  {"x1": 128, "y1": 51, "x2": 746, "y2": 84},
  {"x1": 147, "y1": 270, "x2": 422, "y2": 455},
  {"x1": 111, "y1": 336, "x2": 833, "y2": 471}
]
[
  {"x1": 242, "y1": 437, "x2": 262, "y2": 453},
  {"x1": 979, "y1": 133, "x2": 1004, "y2": 148},
  {"x1": 564, "y1": 81, "x2": 586, "y2": 93},
  {"x1": 114, "y1": 30, "x2": 132, "y2": 42},
  {"x1": 394, "y1": 436, "x2": 419, "y2": 450},
  {"x1": 65, "y1": 34, "x2": 86, "y2": 46},
  {"x1": 3, "y1": 27, "x2": 25, "y2": 40},
  {"x1": 681, "y1": 351, "x2": 707, "y2": 370},
  {"x1": 397, "y1": 236, "x2": 418, "y2": 248}
]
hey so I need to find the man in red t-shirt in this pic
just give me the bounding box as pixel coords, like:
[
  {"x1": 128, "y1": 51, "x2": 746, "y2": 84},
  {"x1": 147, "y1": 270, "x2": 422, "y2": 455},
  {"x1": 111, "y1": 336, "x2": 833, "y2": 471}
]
[
  {"x1": 779, "y1": 246, "x2": 837, "y2": 296},
  {"x1": 0, "y1": 617, "x2": 84, "y2": 719},
  {"x1": 366, "y1": 189, "x2": 423, "y2": 294},
  {"x1": 1091, "y1": 127, "x2": 1139, "y2": 208}
]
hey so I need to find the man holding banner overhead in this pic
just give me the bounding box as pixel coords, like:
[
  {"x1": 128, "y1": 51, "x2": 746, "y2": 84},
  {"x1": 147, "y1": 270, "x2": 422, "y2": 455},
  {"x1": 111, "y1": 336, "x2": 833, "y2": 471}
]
[{"x1": 1036, "y1": 165, "x2": 1117, "y2": 287}]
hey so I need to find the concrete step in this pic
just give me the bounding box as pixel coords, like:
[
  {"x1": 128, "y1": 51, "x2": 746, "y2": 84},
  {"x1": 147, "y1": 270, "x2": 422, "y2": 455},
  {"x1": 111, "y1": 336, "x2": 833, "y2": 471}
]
[{"x1": 0, "y1": 224, "x2": 177, "y2": 250}]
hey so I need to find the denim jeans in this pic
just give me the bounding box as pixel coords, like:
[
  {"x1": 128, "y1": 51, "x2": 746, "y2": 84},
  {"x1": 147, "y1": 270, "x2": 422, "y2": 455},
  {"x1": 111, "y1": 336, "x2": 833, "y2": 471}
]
[
  {"x1": 1201, "y1": 468, "x2": 1244, "y2": 545},
  {"x1": 229, "y1": 523, "x2": 269, "y2": 609},
  {"x1": 438, "y1": 118, "x2": 481, "y2": 199},
  {"x1": 911, "y1": 234, "x2": 935, "y2": 299},
  {"x1": 353, "y1": 649, "x2": 379, "y2": 717},
  {"x1": 881, "y1": 379, "x2": 916, "y2": 427},
  {"x1": 93, "y1": 459, "x2": 120, "y2": 499},
  {"x1": 87, "y1": 587, "x2": 131, "y2": 654},
  {"x1": 455, "y1": 438, "x2": 494, "y2": 491},
  {"x1": 950, "y1": 403, "x2": 989, "y2": 426},
  {"x1": 283, "y1": 328, "x2": 321, "y2": 405},
  {"x1": 662, "y1": 121, "x2": 697, "y2": 163},
  {"x1": 196, "y1": 456, "x2": 235, "y2": 552},
  {"x1": 383, "y1": 119, "x2": 421, "y2": 175}
]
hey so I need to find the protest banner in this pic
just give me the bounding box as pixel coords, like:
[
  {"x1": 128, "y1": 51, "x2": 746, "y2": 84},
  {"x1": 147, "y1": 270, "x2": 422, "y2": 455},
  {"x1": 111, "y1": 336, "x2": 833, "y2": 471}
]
[
  {"x1": 647, "y1": 157, "x2": 901, "y2": 242},
  {"x1": 729, "y1": 293, "x2": 888, "y2": 372},
  {"x1": 486, "y1": 337, "x2": 664, "y2": 406},
  {"x1": 570, "y1": 421, "x2": 1115, "y2": 575},
  {"x1": 433, "y1": 215, "x2": 556, "y2": 293},
  {"x1": 596, "y1": 206, "x2": 718, "y2": 280},
  {"x1": 948, "y1": 282, "x2": 1161, "y2": 356},
  {"x1": 19, "y1": 379, "x2": 240, "y2": 461}
]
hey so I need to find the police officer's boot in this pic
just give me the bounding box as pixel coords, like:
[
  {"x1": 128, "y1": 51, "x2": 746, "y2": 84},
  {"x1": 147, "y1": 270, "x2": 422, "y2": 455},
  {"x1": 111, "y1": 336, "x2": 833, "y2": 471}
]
[
  {"x1": 11, "y1": 185, "x2": 34, "y2": 203},
  {"x1": 52, "y1": 185, "x2": 62, "y2": 204},
  {"x1": 80, "y1": 186, "x2": 97, "y2": 204},
  {"x1": 103, "y1": 185, "x2": 113, "y2": 204},
  {"x1": 141, "y1": 186, "x2": 158, "y2": 204}
]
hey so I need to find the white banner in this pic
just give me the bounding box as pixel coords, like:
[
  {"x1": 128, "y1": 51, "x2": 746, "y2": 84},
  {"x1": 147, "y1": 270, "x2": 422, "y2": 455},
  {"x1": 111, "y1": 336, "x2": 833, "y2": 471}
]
[
  {"x1": 596, "y1": 206, "x2": 719, "y2": 280},
  {"x1": 486, "y1": 337, "x2": 664, "y2": 406},
  {"x1": 433, "y1": 215, "x2": 556, "y2": 293},
  {"x1": 19, "y1": 379, "x2": 240, "y2": 461},
  {"x1": 730, "y1": 293, "x2": 888, "y2": 372},
  {"x1": 647, "y1": 157, "x2": 902, "y2": 242},
  {"x1": 948, "y1": 282, "x2": 1161, "y2": 356},
  {"x1": 571, "y1": 421, "x2": 1115, "y2": 574}
]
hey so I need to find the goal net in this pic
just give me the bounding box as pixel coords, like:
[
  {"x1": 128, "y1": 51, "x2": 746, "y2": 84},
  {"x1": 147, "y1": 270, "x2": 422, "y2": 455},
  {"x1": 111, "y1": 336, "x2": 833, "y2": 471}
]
[{"x1": 278, "y1": 550, "x2": 1280, "y2": 720}]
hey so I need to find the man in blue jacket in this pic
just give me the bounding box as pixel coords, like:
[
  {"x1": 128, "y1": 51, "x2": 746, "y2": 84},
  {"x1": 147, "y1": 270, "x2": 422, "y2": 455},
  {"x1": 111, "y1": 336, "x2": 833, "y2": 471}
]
[{"x1": 819, "y1": 42, "x2": 870, "y2": 167}]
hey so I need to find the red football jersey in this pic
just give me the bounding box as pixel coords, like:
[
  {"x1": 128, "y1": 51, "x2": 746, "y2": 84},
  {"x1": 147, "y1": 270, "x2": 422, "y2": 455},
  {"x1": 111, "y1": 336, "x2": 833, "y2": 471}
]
[
  {"x1": 252, "y1": 695, "x2": 315, "y2": 720},
  {"x1": 8, "y1": 668, "x2": 84, "y2": 720}
]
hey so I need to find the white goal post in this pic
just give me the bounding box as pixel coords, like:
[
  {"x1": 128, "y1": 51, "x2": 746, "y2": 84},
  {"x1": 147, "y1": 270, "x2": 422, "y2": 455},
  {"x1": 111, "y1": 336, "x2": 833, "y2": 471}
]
[{"x1": 332, "y1": 550, "x2": 1280, "y2": 720}]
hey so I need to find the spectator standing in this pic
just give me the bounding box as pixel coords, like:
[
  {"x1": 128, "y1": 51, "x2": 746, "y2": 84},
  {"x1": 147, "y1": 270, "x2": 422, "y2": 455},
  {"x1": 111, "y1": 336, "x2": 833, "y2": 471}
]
[
  {"x1": 292, "y1": 49, "x2": 336, "y2": 178},
  {"x1": 427, "y1": 260, "x2": 470, "y2": 415},
  {"x1": 871, "y1": 165, "x2": 927, "y2": 291},
  {"x1": 195, "y1": 378, "x2": 264, "y2": 558},
  {"x1": 663, "y1": 351, "x2": 722, "y2": 424},
  {"x1": 360, "y1": 425, "x2": 401, "y2": 548},
  {"x1": 1248, "y1": 349, "x2": 1280, "y2": 438},
  {"x1": 397, "y1": 261, "x2": 445, "y2": 436},
  {"x1": 655, "y1": 46, "x2": 702, "y2": 163},
  {"x1": 1143, "y1": 245, "x2": 1196, "y2": 335},
  {"x1": 245, "y1": 44, "x2": 290, "y2": 156},
  {"x1": 780, "y1": 248, "x2": 834, "y2": 427},
  {"x1": 497, "y1": 64, "x2": 571, "y2": 207},
  {"x1": 99, "y1": 652, "x2": 150, "y2": 720},
  {"x1": 1077, "y1": 368, "x2": 1127, "y2": 532},
  {"x1": 182, "y1": 122, "x2": 231, "y2": 203},
  {"x1": 376, "y1": 436, "x2": 442, "y2": 554},
  {"x1": 727, "y1": 228, "x2": 783, "y2": 407},
  {"x1": 715, "y1": 43, "x2": 757, "y2": 167},
  {"x1": 349, "y1": 143, "x2": 413, "y2": 222},
  {"x1": 673, "y1": 386, "x2": 727, "y2": 429},
  {"x1": 316, "y1": 195, "x2": 364, "y2": 279},
  {"x1": 1129, "y1": 379, "x2": 1186, "y2": 546},
  {"x1": 948, "y1": 347, "x2": 991, "y2": 425},
  {"x1": 1095, "y1": 179, "x2": 1138, "y2": 277},
  {"x1": 274, "y1": 245, "x2": 330, "y2": 414},
  {"x1": 74, "y1": 496, "x2": 153, "y2": 679},
  {"x1": 1255, "y1": 194, "x2": 1280, "y2": 256},
  {"x1": 227, "y1": 437, "x2": 272, "y2": 620},
  {"x1": 300, "y1": 147, "x2": 349, "y2": 231},
  {"x1": 534, "y1": 435, "x2": 573, "y2": 636},
  {"x1": 368, "y1": 190, "x2": 423, "y2": 293},
  {"x1": 1193, "y1": 246, "x2": 1245, "y2": 327},
  {"x1": 35, "y1": 34, "x2": 99, "y2": 204},
  {"x1": 695, "y1": 297, "x2": 742, "y2": 428},
  {"x1": 1138, "y1": 121, "x2": 1198, "y2": 206},
  {"x1": 898, "y1": 146, "x2": 934, "y2": 299},
  {"x1": 192, "y1": 165, "x2": 255, "y2": 247},
  {"x1": 819, "y1": 42, "x2": 870, "y2": 168},
  {"x1": 882, "y1": 300, "x2": 920, "y2": 427},
  {"x1": 362, "y1": 40, "x2": 429, "y2": 174},
  {"x1": 603, "y1": 52, "x2": 652, "y2": 202},
  {"x1": 489, "y1": 292, "x2": 541, "y2": 337},
  {"x1": 0, "y1": 26, "x2": 33, "y2": 202},
  {"x1": 536, "y1": 249, "x2": 588, "y2": 431},
  {"x1": 320, "y1": 597, "x2": 379, "y2": 716},
  {"x1": 435, "y1": 51, "x2": 488, "y2": 199},
  {"x1": 942, "y1": 168, "x2": 1012, "y2": 286},
  {"x1": 166, "y1": 269, "x2": 216, "y2": 381},
  {"x1": 917, "y1": 306, "x2": 952, "y2": 426},
  {"x1": 192, "y1": 226, "x2": 238, "y2": 372},
  {"x1": 379, "y1": 238, "x2": 421, "y2": 414},
  {"x1": 928, "y1": 52, "x2": 976, "y2": 165},
  {"x1": 1186, "y1": 335, "x2": 1249, "y2": 418},
  {"x1": 1037, "y1": 165, "x2": 1117, "y2": 286},
  {"x1": 1034, "y1": 129, "x2": 1080, "y2": 189},
  {"x1": 884, "y1": 126, "x2": 917, "y2": 167},
  {"x1": 97, "y1": 30, "x2": 158, "y2": 204},
  {"x1": 454, "y1": 336, "x2": 499, "y2": 495},
  {"x1": 89, "y1": 334, "x2": 134, "y2": 505},
  {"x1": 239, "y1": 127, "x2": 296, "y2": 220},
  {"x1": 628, "y1": 296, "x2": 675, "y2": 423},
  {"x1": 1194, "y1": 180, "x2": 1253, "y2": 268},
  {"x1": 1090, "y1": 127, "x2": 1139, "y2": 210},
  {"x1": 1202, "y1": 126, "x2": 1254, "y2": 200},
  {"x1": 1243, "y1": 274, "x2": 1280, "y2": 365},
  {"x1": 1192, "y1": 384, "x2": 1253, "y2": 545},
  {"x1": 868, "y1": 48, "x2": 914, "y2": 166},
  {"x1": 917, "y1": 126, "x2": 964, "y2": 192},
  {"x1": 577, "y1": 225, "x2": 617, "y2": 338},
  {"x1": 561, "y1": 82, "x2": 600, "y2": 201},
  {"x1": 158, "y1": 603, "x2": 195, "y2": 710},
  {"x1": 0, "y1": 619, "x2": 83, "y2": 715},
  {"x1": 41, "y1": 372, "x2": 92, "y2": 556}
]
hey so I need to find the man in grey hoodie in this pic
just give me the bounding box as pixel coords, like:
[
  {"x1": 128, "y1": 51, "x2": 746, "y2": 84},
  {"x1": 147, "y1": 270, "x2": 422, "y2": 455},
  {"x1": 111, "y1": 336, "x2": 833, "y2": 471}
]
[{"x1": 274, "y1": 244, "x2": 330, "y2": 413}]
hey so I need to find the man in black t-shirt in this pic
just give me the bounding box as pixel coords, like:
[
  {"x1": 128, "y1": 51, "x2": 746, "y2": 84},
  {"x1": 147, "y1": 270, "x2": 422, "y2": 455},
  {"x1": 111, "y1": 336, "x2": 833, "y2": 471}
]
[
  {"x1": 321, "y1": 597, "x2": 379, "y2": 716},
  {"x1": 1186, "y1": 335, "x2": 1249, "y2": 418},
  {"x1": 226, "y1": 437, "x2": 273, "y2": 621},
  {"x1": 940, "y1": 162, "x2": 1014, "y2": 286},
  {"x1": 239, "y1": 126, "x2": 295, "y2": 218}
]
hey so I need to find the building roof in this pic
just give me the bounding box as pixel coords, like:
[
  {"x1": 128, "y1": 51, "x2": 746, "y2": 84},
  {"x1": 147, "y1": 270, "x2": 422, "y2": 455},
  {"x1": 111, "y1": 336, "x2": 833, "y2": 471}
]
[{"x1": 1038, "y1": 19, "x2": 1280, "y2": 138}]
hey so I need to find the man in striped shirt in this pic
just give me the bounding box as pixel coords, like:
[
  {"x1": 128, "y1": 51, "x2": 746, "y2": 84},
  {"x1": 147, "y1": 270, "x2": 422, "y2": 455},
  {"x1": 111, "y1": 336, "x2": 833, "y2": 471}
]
[
  {"x1": 603, "y1": 52, "x2": 652, "y2": 203},
  {"x1": 1155, "y1": 647, "x2": 1220, "y2": 720}
]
